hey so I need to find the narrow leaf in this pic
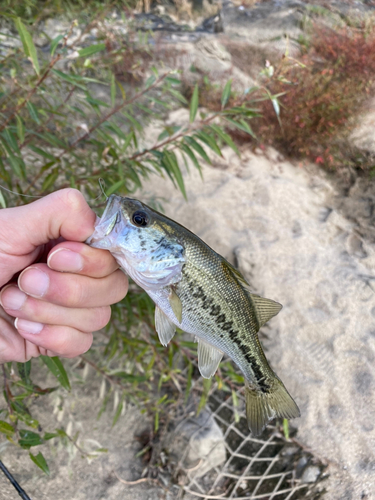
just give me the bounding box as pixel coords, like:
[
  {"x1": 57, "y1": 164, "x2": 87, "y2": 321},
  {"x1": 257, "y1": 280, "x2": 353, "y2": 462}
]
[
  {"x1": 40, "y1": 356, "x2": 70, "y2": 391},
  {"x1": 26, "y1": 101, "x2": 40, "y2": 124},
  {"x1": 106, "y1": 179, "x2": 125, "y2": 197},
  {"x1": 221, "y1": 79, "x2": 232, "y2": 108},
  {"x1": 0, "y1": 190, "x2": 6, "y2": 208},
  {"x1": 41, "y1": 168, "x2": 59, "y2": 192},
  {"x1": 196, "y1": 131, "x2": 222, "y2": 157},
  {"x1": 78, "y1": 43, "x2": 106, "y2": 58},
  {"x1": 17, "y1": 361, "x2": 31, "y2": 385},
  {"x1": 16, "y1": 115, "x2": 25, "y2": 144},
  {"x1": 50, "y1": 34, "x2": 64, "y2": 56},
  {"x1": 15, "y1": 18, "x2": 40, "y2": 75},
  {"x1": 189, "y1": 84, "x2": 199, "y2": 123},
  {"x1": 0, "y1": 420, "x2": 14, "y2": 437},
  {"x1": 184, "y1": 136, "x2": 211, "y2": 164},
  {"x1": 181, "y1": 143, "x2": 202, "y2": 178},
  {"x1": 110, "y1": 74, "x2": 116, "y2": 107},
  {"x1": 209, "y1": 124, "x2": 239, "y2": 155},
  {"x1": 29, "y1": 452, "x2": 50, "y2": 475}
]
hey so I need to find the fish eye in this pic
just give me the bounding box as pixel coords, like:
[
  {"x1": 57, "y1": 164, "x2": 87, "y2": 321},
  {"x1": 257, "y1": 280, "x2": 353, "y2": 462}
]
[{"x1": 132, "y1": 211, "x2": 149, "y2": 227}]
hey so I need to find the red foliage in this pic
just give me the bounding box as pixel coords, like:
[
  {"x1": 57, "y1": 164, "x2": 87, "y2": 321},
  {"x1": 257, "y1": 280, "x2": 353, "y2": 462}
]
[{"x1": 249, "y1": 25, "x2": 375, "y2": 171}]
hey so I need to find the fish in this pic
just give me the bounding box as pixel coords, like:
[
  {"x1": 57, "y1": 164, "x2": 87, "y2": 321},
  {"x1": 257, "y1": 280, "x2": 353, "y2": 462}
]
[{"x1": 86, "y1": 195, "x2": 300, "y2": 435}]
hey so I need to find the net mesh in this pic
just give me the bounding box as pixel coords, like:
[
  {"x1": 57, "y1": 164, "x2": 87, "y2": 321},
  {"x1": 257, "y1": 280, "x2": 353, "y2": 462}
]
[{"x1": 169, "y1": 377, "x2": 324, "y2": 500}]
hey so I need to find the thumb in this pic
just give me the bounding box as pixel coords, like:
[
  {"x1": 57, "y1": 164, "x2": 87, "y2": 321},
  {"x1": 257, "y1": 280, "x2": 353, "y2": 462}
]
[{"x1": 0, "y1": 188, "x2": 97, "y2": 256}]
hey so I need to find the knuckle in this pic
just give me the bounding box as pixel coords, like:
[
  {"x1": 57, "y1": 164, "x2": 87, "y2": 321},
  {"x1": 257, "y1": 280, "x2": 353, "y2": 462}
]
[{"x1": 58, "y1": 188, "x2": 86, "y2": 213}]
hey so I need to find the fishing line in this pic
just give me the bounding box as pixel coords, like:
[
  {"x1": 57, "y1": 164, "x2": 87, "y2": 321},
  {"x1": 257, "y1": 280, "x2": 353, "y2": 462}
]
[
  {"x1": 0, "y1": 184, "x2": 43, "y2": 199},
  {"x1": 99, "y1": 178, "x2": 108, "y2": 200},
  {"x1": 0, "y1": 460, "x2": 32, "y2": 500}
]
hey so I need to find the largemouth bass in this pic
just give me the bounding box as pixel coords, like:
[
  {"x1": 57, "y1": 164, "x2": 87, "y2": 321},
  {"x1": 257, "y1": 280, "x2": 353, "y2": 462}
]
[{"x1": 87, "y1": 195, "x2": 300, "y2": 435}]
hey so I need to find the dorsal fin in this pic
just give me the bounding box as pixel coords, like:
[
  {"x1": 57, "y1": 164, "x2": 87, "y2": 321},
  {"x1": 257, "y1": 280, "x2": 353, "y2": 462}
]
[
  {"x1": 221, "y1": 260, "x2": 282, "y2": 328},
  {"x1": 249, "y1": 294, "x2": 282, "y2": 328}
]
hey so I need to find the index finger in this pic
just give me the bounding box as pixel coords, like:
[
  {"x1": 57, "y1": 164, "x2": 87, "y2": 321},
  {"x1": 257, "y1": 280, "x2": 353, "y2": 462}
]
[{"x1": 47, "y1": 241, "x2": 120, "y2": 278}]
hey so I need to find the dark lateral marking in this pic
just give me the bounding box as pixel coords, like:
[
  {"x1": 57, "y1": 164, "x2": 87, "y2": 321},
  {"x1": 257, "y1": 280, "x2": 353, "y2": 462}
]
[
  {"x1": 228, "y1": 328, "x2": 270, "y2": 393},
  {"x1": 192, "y1": 286, "x2": 205, "y2": 300},
  {"x1": 201, "y1": 297, "x2": 214, "y2": 310},
  {"x1": 210, "y1": 304, "x2": 221, "y2": 316}
]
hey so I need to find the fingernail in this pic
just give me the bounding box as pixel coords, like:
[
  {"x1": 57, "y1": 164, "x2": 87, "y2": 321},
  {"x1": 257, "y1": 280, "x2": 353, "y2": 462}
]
[
  {"x1": 15, "y1": 318, "x2": 44, "y2": 335},
  {"x1": 47, "y1": 248, "x2": 83, "y2": 273},
  {"x1": 0, "y1": 286, "x2": 27, "y2": 310},
  {"x1": 19, "y1": 267, "x2": 49, "y2": 298}
]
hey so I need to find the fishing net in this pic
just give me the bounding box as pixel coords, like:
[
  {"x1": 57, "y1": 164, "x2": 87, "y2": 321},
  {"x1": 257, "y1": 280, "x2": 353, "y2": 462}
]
[{"x1": 167, "y1": 376, "x2": 325, "y2": 500}]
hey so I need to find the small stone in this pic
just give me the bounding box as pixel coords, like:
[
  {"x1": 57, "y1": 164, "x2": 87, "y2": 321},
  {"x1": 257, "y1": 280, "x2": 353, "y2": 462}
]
[{"x1": 301, "y1": 465, "x2": 321, "y2": 484}]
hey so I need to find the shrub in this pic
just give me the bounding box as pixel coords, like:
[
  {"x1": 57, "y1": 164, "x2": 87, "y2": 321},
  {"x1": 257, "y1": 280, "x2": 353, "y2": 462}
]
[{"x1": 253, "y1": 24, "x2": 375, "y2": 172}]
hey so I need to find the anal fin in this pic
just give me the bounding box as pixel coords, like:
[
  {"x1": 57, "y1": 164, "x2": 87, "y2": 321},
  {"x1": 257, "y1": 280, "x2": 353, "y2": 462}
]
[
  {"x1": 155, "y1": 306, "x2": 176, "y2": 346},
  {"x1": 198, "y1": 339, "x2": 223, "y2": 379}
]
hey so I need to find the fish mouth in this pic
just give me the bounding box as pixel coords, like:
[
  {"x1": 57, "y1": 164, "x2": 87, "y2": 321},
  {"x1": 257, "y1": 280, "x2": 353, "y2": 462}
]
[
  {"x1": 100, "y1": 194, "x2": 123, "y2": 223},
  {"x1": 86, "y1": 195, "x2": 127, "y2": 248}
]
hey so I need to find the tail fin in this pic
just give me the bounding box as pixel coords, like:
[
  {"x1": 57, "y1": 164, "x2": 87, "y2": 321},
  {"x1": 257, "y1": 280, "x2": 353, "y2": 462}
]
[{"x1": 245, "y1": 379, "x2": 300, "y2": 436}]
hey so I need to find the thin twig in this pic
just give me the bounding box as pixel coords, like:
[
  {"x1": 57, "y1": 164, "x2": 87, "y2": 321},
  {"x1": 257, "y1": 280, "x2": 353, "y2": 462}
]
[{"x1": 113, "y1": 469, "x2": 168, "y2": 491}]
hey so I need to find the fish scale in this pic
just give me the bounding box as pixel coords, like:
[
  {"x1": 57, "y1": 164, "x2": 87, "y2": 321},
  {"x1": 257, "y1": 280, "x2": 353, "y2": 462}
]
[{"x1": 86, "y1": 194, "x2": 300, "y2": 435}]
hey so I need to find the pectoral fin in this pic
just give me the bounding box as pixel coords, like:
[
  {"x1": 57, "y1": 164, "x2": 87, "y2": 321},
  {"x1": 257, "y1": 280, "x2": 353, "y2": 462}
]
[
  {"x1": 250, "y1": 294, "x2": 282, "y2": 328},
  {"x1": 197, "y1": 339, "x2": 223, "y2": 379},
  {"x1": 155, "y1": 306, "x2": 176, "y2": 346},
  {"x1": 168, "y1": 288, "x2": 182, "y2": 323}
]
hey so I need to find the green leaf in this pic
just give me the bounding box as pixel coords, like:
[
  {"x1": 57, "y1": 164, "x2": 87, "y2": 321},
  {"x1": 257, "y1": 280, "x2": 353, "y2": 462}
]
[
  {"x1": 0, "y1": 420, "x2": 14, "y2": 437},
  {"x1": 189, "y1": 84, "x2": 199, "y2": 123},
  {"x1": 29, "y1": 145, "x2": 57, "y2": 161},
  {"x1": 162, "y1": 151, "x2": 187, "y2": 200},
  {"x1": 168, "y1": 88, "x2": 188, "y2": 105},
  {"x1": 78, "y1": 43, "x2": 106, "y2": 58},
  {"x1": 50, "y1": 34, "x2": 64, "y2": 56},
  {"x1": 16, "y1": 115, "x2": 25, "y2": 144},
  {"x1": 29, "y1": 452, "x2": 49, "y2": 475},
  {"x1": 40, "y1": 356, "x2": 71, "y2": 391},
  {"x1": 43, "y1": 432, "x2": 58, "y2": 441},
  {"x1": 15, "y1": 18, "x2": 40, "y2": 75},
  {"x1": 165, "y1": 76, "x2": 181, "y2": 85},
  {"x1": 196, "y1": 131, "x2": 222, "y2": 157},
  {"x1": 0, "y1": 190, "x2": 6, "y2": 209},
  {"x1": 221, "y1": 79, "x2": 232, "y2": 108},
  {"x1": 17, "y1": 361, "x2": 31, "y2": 386},
  {"x1": 110, "y1": 74, "x2": 116, "y2": 107},
  {"x1": 181, "y1": 143, "x2": 202, "y2": 178},
  {"x1": 112, "y1": 397, "x2": 124, "y2": 428},
  {"x1": 26, "y1": 101, "x2": 40, "y2": 124},
  {"x1": 52, "y1": 70, "x2": 86, "y2": 90},
  {"x1": 209, "y1": 124, "x2": 239, "y2": 155},
  {"x1": 19, "y1": 430, "x2": 43, "y2": 448},
  {"x1": 41, "y1": 168, "x2": 59, "y2": 192},
  {"x1": 225, "y1": 118, "x2": 257, "y2": 139},
  {"x1": 106, "y1": 179, "x2": 125, "y2": 197},
  {"x1": 184, "y1": 136, "x2": 211, "y2": 164}
]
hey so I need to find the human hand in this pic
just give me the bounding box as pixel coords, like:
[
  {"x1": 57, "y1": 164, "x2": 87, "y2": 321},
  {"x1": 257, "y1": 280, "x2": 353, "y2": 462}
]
[{"x1": 0, "y1": 189, "x2": 128, "y2": 363}]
